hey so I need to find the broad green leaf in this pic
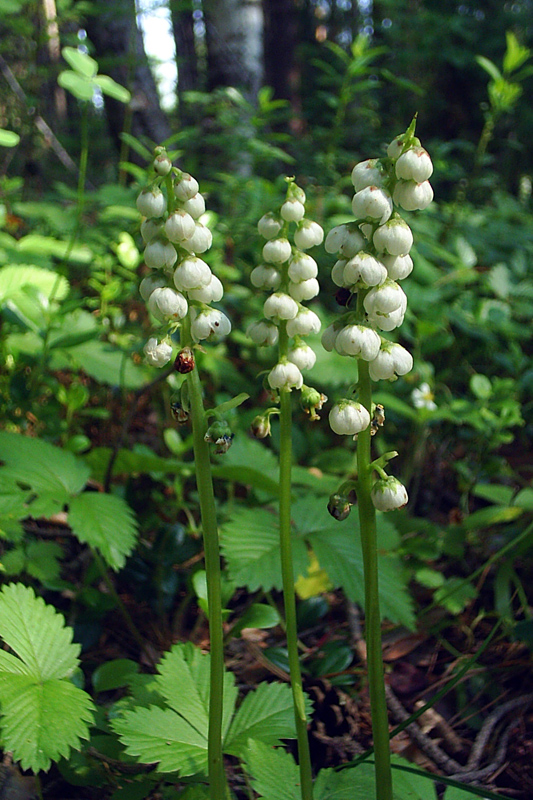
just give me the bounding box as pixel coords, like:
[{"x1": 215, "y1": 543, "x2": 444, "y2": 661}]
[
  {"x1": 17, "y1": 234, "x2": 92, "y2": 263},
  {"x1": 0, "y1": 129, "x2": 20, "y2": 147},
  {"x1": 434, "y1": 578, "x2": 477, "y2": 614},
  {"x1": 57, "y1": 70, "x2": 95, "y2": 101},
  {"x1": 50, "y1": 339, "x2": 150, "y2": 389},
  {"x1": 224, "y1": 682, "x2": 301, "y2": 757},
  {"x1": 232, "y1": 603, "x2": 280, "y2": 635},
  {"x1": 94, "y1": 74, "x2": 131, "y2": 104},
  {"x1": 25, "y1": 540, "x2": 63, "y2": 582},
  {"x1": 92, "y1": 659, "x2": 139, "y2": 693},
  {"x1": 68, "y1": 492, "x2": 138, "y2": 570},
  {"x1": 472, "y1": 484, "x2": 515, "y2": 506},
  {"x1": 461, "y1": 505, "x2": 523, "y2": 530},
  {"x1": 0, "y1": 264, "x2": 69, "y2": 303},
  {"x1": 220, "y1": 506, "x2": 309, "y2": 592},
  {"x1": 514, "y1": 487, "x2": 533, "y2": 511},
  {"x1": 244, "y1": 741, "x2": 301, "y2": 800},
  {"x1": 111, "y1": 706, "x2": 208, "y2": 774},
  {"x1": 503, "y1": 31, "x2": 530, "y2": 74},
  {"x1": 0, "y1": 584, "x2": 94, "y2": 771},
  {"x1": 315, "y1": 756, "x2": 433, "y2": 799},
  {"x1": 211, "y1": 464, "x2": 279, "y2": 495},
  {"x1": 62, "y1": 46, "x2": 98, "y2": 78},
  {"x1": 0, "y1": 432, "x2": 90, "y2": 516}
]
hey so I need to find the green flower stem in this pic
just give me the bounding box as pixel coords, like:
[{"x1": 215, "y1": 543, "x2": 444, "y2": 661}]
[
  {"x1": 278, "y1": 322, "x2": 313, "y2": 800},
  {"x1": 356, "y1": 358, "x2": 393, "y2": 800},
  {"x1": 182, "y1": 320, "x2": 228, "y2": 800}
]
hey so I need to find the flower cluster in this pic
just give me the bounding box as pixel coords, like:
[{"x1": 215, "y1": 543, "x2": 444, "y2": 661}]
[
  {"x1": 137, "y1": 148, "x2": 231, "y2": 368},
  {"x1": 247, "y1": 180, "x2": 324, "y2": 397},
  {"x1": 324, "y1": 121, "x2": 434, "y2": 512}
]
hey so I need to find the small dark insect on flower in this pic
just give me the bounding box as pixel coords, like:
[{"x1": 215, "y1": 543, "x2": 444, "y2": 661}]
[{"x1": 174, "y1": 347, "x2": 195, "y2": 374}]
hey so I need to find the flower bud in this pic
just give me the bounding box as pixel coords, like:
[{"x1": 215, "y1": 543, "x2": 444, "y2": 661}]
[
  {"x1": 147, "y1": 287, "x2": 188, "y2": 321},
  {"x1": 294, "y1": 220, "x2": 324, "y2": 250},
  {"x1": 247, "y1": 319, "x2": 279, "y2": 346},
  {"x1": 174, "y1": 173, "x2": 199, "y2": 201},
  {"x1": 188, "y1": 274, "x2": 224, "y2": 303},
  {"x1": 181, "y1": 222, "x2": 213, "y2": 254},
  {"x1": 387, "y1": 133, "x2": 419, "y2": 159},
  {"x1": 371, "y1": 476, "x2": 408, "y2": 511},
  {"x1": 144, "y1": 239, "x2": 178, "y2": 269},
  {"x1": 288, "y1": 252, "x2": 318, "y2": 282},
  {"x1": 340, "y1": 228, "x2": 366, "y2": 258},
  {"x1": 325, "y1": 225, "x2": 348, "y2": 254},
  {"x1": 153, "y1": 153, "x2": 172, "y2": 176},
  {"x1": 141, "y1": 218, "x2": 163, "y2": 243},
  {"x1": 343, "y1": 252, "x2": 387, "y2": 288},
  {"x1": 327, "y1": 492, "x2": 352, "y2": 521},
  {"x1": 137, "y1": 187, "x2": 166, "y2": 219},
  {"x1": 373, "y1": 218, "x2": 413, "y2": 256},
  {"x1": 181, "y1": 193, "x2": 206, "y2": 219},
  {"x1": 334, "y1": 325, "x2": 381, "y2": 361},
  {"x1": 351, "y1": 186, "x2": 392, "y2": 225},
  {"x1": 268, "y1": 360, "x2": 304, "y2": 391},
  {"x1": 286, "y1": 307, "x2": 321, "y2": 337},
  {"x1": 139, "y1": 273, "x2": 167, "y2": 301},
  {"x1": 262, "y1": 238, "x2": 292, "y2": 264},
  {"x1": 250, "y1": 265, "x2": 282, "y2": 291},
  {"x1": 287, "y1": 342, "x2": 317, "y2": 371},
  {"x1": 368, "y1": 342, "x2": 413, "y2": 381},
  {"x1": 393, "y1": 180, "x2": 433, "y2": 211},
  {"x1": 395, "y1": 146, "x2": 433, "y2": 183},
  {"x1": 173, "y1": 256, "x2": 212, "y2": 291},
  {"x1": 251, "y1": 414, "x2": 271, "y2": 438},
  {"x1": 288, "y1": 278, "x2": 320, "y2": 302},
  {"x1": 191, "y1": 308, "x2": 231, "y2": 341},
  {"x1": 263, "y1": 292, "x2": 299, "y2": 321},
  {"x1": 281, "y1": 198, "x2": 305, "y2": 222},
  {"x1": 329, "y1": 400, "x2": 371, "y2": 436},
  {"x1": 165, "y1": 209, "x2": 196, "y2": 243},
  {"x1": 351, "y1": 158, "x2": 383, "y2": 191},
  {"x1": 144, "y1": 337, "x2": 173, "y2": 367},
  {"x1": 363, "y1": 280, "x2": 406, "y2": 315},
  {"x1": 381, "y1": 253, "x2": 413, "y2": 281},
  {"x1": 258, "y1": 212, "x2": 283, "y2": 240}
]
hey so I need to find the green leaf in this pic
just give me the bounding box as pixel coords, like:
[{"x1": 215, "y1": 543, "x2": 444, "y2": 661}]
[
  {"x1": 17, "y1": 234, "x2": 92, "y2": 264},
  {"x1": 0, "y1": 264, "x2": 69, "y2": 303},
  {"x1": 68, "y1": 492, "x2": 138, "y2": 570},
  {"x1": 0, "y1": 432, "x2": 90, "y2": 516},
  {"x1": 51, "y1": 339, "x2": 150, "y2": 389},
  {"x1": 469, "y1": 374, "x2": 492, "y2": 400},
  {"x1": 94, "y1": 74, "x2": 131, "y2": 104},
  {"x1": 315, "y1": 757, "x2": 433, "y2": 798},
  {"x1": 461, "y1": 505, "x2": 523, "y2": 530},
  {"x1": 514, "y1": 487, "x2": 533, "y2": 511},
  {"x1": 232, "y1": 603, "x2": 280, "y2": 636},
  {"x1": 0, "y1": 129, "x2": 20, "y2": 147},
  {"x1": 0, "y1": 584, "x2": 94, "y2": 771},
  {"x1": 224, "y1": 682, "x2": 300, "y2": 757},
  {"x1": 111, "y1": 705, "x2": 208, "y2": 774},
  {"x1": 503, "y1": 31, "x2": 530, "y2": 75},
  {"x1": 475, "y1": 55, "x2": 502, "y2": 82},
  {"x1": 57, "y1": 70, "x2": 96, "y2": 101},
  {"x1": 92, "y1": 659, "x2": 139, "y2": 693},
  {"x1": 471, "y1": 484, "x2": 515, "y2": 506},
  {"x1": 434, "y1": 578, "x2": 477, "y2": 614},
  {"x1": 61, "y1": 46, "x2": 98, "y2": 78},
  {"x1": 244, "y1": 741, "x2": 301, "y2": 800},
  {"x1": 25, "y1": 540, "x2": 63, "y2": 582}
]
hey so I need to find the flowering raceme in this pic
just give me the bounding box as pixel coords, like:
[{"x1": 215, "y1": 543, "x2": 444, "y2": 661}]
[{"x1": 137, "y1": 149, "x2": 231, "y2": 367}]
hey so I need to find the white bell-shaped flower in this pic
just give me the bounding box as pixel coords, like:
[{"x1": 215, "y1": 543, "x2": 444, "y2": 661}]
[
  {"x1": 263, "y1": 292, "x2": 299, "y2": 321},
  {"x1": 262, "y1": 238, "x2": 292, "y2": 264},
  {"x1": 393, "y1": 180, "x2": 433, "y2": 211},
  {"x1": 395, "y1": 146, "x2": 433, "y2": 182},
  {"x1": 329, "y1": 400, "x2": 371, "y2": 435},
  {"x1": 351, "y1": 186, "x2": 393, "y2": 225},
  {"x1": 164, "y1": 209, "x2": 196, "y2": 243},
  {"x1": 387, "y1": 133, "x2": 413, "y2": 159},
  {"x1": 364, "y1": 280, "x2": 406, "y2": 315},
  {"x1": 321, "y1": 323, "x2": 339, "y2": 352},
  {"x1": 281, "y1": 198, "x2": 306, "y2": 222},
  {"x1": 334, "y1": 325, "x2": 381, "y2": 361},
  {"x1": 381, "y1": 254, "x2": 414, "y2": 281},
  {"x1": 367, "y1": 304, "x2": 406, "y2": 332},
  {"x1": 144, "y1": 239, "x2": 178, "y2": 269},
  {"x1": 148, "y1": 287, "x2": 188, "y2": 321},
  {"x1": 181, "y1": 193, "x2": 206, "y2": 219},
  {"x1": 174, "y1": 173, "x2": 199, "y2": 201},
  {"x1": 268, "y1": 360, "x2": 304, "y2": 391},
  {"x1": 191, "y1": 308, "x2": 231, "y2": 341},
  {"x1": 287, "y1": 342, "x2": 317, "y2": 371},
  {"x1": 188, "y1": 274, "x2": 224, "y2": 303},
  {"x1": 247, "y1": 319, "x2": 279, "y2": 346},
  {"x1": 343, "y1": 252, "x2": 387, "y2": 288},
  {"x1": 181, "y1": 222, "x2": 213, "y2": 254},
  {"x1": 288, "y1": 252, "x2": 318, "y2": 282},
  {"x1": 139, "y1": 273, "x2": 167, "y2": 301},
  {"x1": 368, "y1": 342, "x2": 413, "y2": 381},
  {"x1": 373, "y1": 218, "x2": 413, "y2": 256},
  {"x1": 351, "y1": 158, "x2": 383, "y2": 191},
  {"x1": 257, "y1": 212, "x2": 283, "y2": 240},
  {"x1": 371, "y1": 476, "x2": 408, "y2": 511},
  {"x1": 140, "y1": 218, "x2": 162, "y2": 243},
  {"x1": 341, "y1": 228, "x2": 366, "y2": 258},
  {"x1": 250, "y1": 265, "x2": 282, "y2": 291},
  {"x1": 331, "y1": 259, "x2": 348, "y2": 287},
  {"x1": 173, "y1": 256, "x2": 212, "y2": 291},
  {"x1": 325, "y1": 225, "x2": 347, "y2": 254},
  {"x1": 143, "y1": 337, "x2": 173, "y2": 367},
  {"x1": 137, "y1": 187, "x2": 166, "y2": 219},
  {"x1": 294, "y1": 220, "x2": 324, "y2": 250},
  {"x1": 286, "y1": 307, "x2": 321, "y2": 336},
  {"x1": 288, "y1": 278, "x2": 320, "y2": 302}
]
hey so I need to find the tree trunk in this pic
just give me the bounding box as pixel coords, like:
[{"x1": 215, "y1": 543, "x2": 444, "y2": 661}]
[
  {"x1": 203, "y1": 0, "x2": 264, "y2": 104},
  {"x1": 83, "y1": 0, "x2": 171, "y2": 158},
  {"x1": 169, "y1": 0, "x2": 198, "y2": 100},
  {"x1": 262, "y1": 0, "x2": 299, "y2": 101}
]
